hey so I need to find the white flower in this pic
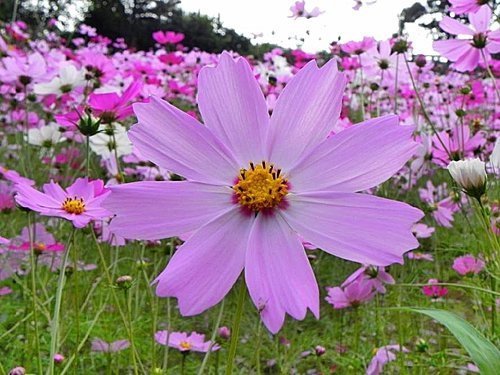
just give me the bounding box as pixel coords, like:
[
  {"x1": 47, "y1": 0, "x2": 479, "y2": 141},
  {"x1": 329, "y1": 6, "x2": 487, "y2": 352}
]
[
  {"x1": 89, "y1": 124, "x2": 132, "y2": 159},
  {"x1": 26, "y1": 123, "x2": 65, "y2": 147},
  {"x1": 447, "y1": 158, "x2": 486, "y2": 198},
  {"x1": 34, "y1": 64, "x2": 86, "y2": 96},
  {"x1": 490, "y1": 138, "x2": 500, "y2": 170}
]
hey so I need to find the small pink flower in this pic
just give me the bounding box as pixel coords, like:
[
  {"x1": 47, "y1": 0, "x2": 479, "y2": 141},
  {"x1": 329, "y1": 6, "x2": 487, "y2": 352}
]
[
  {"x1": 411, "y1": 223, "x2": 435, "y2": 239},
  {"x1": 407, "y1": 251, "x2": 434, "y2": 262},
  {"x1": 53, "y1": 354, "x2": 65, "y2": 364},
  {"x1": 422, "y1": 279, "x2": 448, "y2": 298},
  {"x1": 342, "y1": 266, "x2": 395, "y2": 294},
  {"x1": 155, "y1": 331, "x2": 219, "y2": 352},
  {"x1": 152, "y1": 31, "x2": 185, "y2": 44},
  {"x1": 452, "y1": 255, "x2": 485, "y2": 276},
  {"x1": 367, "y1": 345, "x2": 409, "y2": 375},
  {"x1": 91, "y1": 338, "x2": 130, "y2": 353},
  {"x1": 0, "y1": 286, "x2": 12, "y2": 296},
  {"x1": 15, "y1": 178, "x2": 111, "y2": 228},
  {"x1": 325, "y1": 279, "x2": 375, "y2": 309}
]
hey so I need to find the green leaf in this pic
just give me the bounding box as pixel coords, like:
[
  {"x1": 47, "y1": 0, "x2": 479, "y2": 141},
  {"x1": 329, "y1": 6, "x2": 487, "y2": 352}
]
[{"x1": 402, "y1": 308, "x2": 500, "y2": 374}]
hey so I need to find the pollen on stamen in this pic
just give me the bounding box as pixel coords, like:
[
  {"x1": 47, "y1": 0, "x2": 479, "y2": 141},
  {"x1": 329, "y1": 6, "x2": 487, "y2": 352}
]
[
  {"x1": 62, "y1": 196, "x2": 86, "y2": 215},
  {"x1": 232, "y1": 161, "x2": 288, "y2": 212}
]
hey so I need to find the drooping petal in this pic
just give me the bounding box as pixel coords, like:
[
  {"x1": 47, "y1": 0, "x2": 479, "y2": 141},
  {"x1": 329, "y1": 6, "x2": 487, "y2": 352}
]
[
  {"x1": 439, "y1": 16, "x2": 474, "y2": 36},
  {"x1": 267, "y1": 59, "x2": 346, "y2": 170},
  {"x1": 245, "y1": 213, "x2": 319, "y2": 333},
  {"x1": 154, "y1": 208, "x2": 253, "y2": 315},
  {"x1": 452, "y1": 47, "x2": 480, "y2": 72},
  {"x1": 104, "y1": 181, "x2": 233, "y2": 240},
  {"x1": 288, "y1": 115, "x2": 417, "y2": 193},
  {"x1": 130, "y1": 97, "x2": 239, "y2": 184},
  {"x1": 281, "y1": 192, "x2": 423, "y2": 266},
  {"x1": 197, "y1": 52, "x2": 269, "y2": 164}
]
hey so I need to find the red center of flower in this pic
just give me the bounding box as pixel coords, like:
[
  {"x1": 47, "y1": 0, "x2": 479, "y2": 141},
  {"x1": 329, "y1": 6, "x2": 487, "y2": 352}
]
[
  {"x1": 233, "y1": 161, "x2": 288, "y2": 212},
  {"x1": 62, "y1": 197, "x2": 86, "y2": 214}
]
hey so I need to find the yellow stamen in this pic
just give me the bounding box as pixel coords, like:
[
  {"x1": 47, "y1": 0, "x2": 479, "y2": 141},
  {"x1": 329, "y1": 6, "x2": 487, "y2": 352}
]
[
  {"x1": 179, "y1": 341, "x2": 192, "y2": 350},
  {"x1": 233, "y1": 161, "x2": 288, "y2": 212},
  {"x1": 62, "y1": 197, "x2": 86, "y2": 214}
]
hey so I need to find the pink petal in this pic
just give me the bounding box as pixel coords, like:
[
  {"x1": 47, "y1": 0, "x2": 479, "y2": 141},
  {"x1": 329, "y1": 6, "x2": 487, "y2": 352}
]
[
  {"x1": 15, "y1": 183, "x2": 62, "y2": 211},
  {"x1": 433, "y1": 39, "x2": 471, "y2": 61},
  {"x1": 267, "y1": 59, "x2": 346, "y2": 171},
  {"x1": 439, "y1": 16, "x2": 474, "y2": 36},
  {"x1": 130, "y1": 97, "x2": 238, "y2": 184},
  {"x1": 105, "y1": 181, "x2": 232, "y2": 240},
  {"x1": 281, "y1": 192, "x2": 423, "y2": 266},
  {"x1": 197, "y1": 52, "x2": 269, "y2": 164},
  {"x1": 245, "y1": 213, "x2": 319, "y2": 334},
  {"x1": 154, "y1": 208, "x2": 253, "y2": 315},
  {"x1": 452, "y1": 47, "x2": 480, "y2": 72},
  {"x1": 288, "y1": 115, "x2": 417, "y2": 193},
  {"x1": 469, "y1": 5, "x2": 491, "y2": 32}
]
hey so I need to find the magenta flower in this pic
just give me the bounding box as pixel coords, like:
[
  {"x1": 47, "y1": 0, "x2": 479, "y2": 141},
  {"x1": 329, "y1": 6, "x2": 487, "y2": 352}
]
[
  {"x1": 9, "y1": 224, "x2": 65, "y2": 253},
  {"x1": 433, "y1": 6, "x2": 500, "y2": 72},
  {"x1": 104, "y1": 53, "x2": 422, "y2": 333},
  {"x1": 341, "y1": 37, "x2": 377, "y2": 55},
  {"x1": 449, "y1": 0, "x2": 489, "y2": 15},
  {"x1": 452, "y1": 254, "x2": 485, "y2": 276},
  {"x1": 91, "y1": 338, "x2": 130, "y2": 353},
  {"x1": 325, "y1": 279, "x2": 375, "y2": 309},
  {"x1": 152, "y1": 31, "x2": 185, "y2": 45},
  {"x1": 154, "y1": 331, "x2": 219, "y2": 352},
  {"x1": 88, "y1": 80, "x2": 143, "y2": 123},
  {"x1": 289, "y1": 1, "x2": 323, "y2": 19},
  {"x1": 366, "y1": 345, "x2": 409, "y2": 375},
  {"x1": 422, "y1": 279, "x2": 448, "y2": 298},
  {"x1": 15, "y1": 178, "x2": 111, "y2": 228}
]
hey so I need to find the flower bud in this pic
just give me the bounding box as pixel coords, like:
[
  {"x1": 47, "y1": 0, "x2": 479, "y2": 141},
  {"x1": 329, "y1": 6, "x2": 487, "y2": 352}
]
[
  {"x1": 9, "y1": 367, "x2": 26, "y2": 375},
  {"x1": 115, "y1": 275, "x2": 133, "y2": 290},
  {"x1": 447, "y1": 159, "x2": 487, "y2": 200},
  {"x1": 315, "y1": 345, "x2": 326, "y2": 356},
  {"x1": 218, "y1": 326, "x2": 231, "y2": 340},
  {"x1": 54, "y1": 353, "x2": 65, "y2": 364}
]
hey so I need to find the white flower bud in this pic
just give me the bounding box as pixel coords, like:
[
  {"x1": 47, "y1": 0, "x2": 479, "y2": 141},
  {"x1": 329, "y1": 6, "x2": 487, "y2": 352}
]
[
  {"x1": 447, "y1": 159, "x2": 486, "y2": 199},
  {"x1": 490, "y1": 138, "x2": 500, "y2": 170}
]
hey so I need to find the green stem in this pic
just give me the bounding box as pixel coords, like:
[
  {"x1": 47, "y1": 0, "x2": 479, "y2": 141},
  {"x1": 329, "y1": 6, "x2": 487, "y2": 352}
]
[
  {"x1": 47, "y1": 228, "x2": 76, "y2": 375},
  {"x1": 28, "y1": 214, "x2": 43, "y2": 374},
  {"x1": 86, "y1": 135, "x2": 90, "y2": 177},
  {"x1": 125, "y1": 289, "x2": 139, "y2": 375},
  {"x1": 198, "y1": 300, "x2": 225, "y2": 374},
  {"x1": 225, "y1": 280, "x2": 246, "y2": 375}
]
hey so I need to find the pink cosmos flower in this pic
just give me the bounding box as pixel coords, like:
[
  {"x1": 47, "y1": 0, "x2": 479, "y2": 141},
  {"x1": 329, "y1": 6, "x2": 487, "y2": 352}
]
[
  {"x1": 15, "y1": 178, "x2": 111, "y2": 228},
  {"x1": 412, "y1": 223, "x2": 435, "y2": 238},
  {"x1": 0, "y1": 236, "x2": 9, "y2": 245},
  {"x1": 432, "y1": 127, "x2": 484, "y2": 167},
  {"x1": 341, "y1": 37, "x2": 376, "y2": 55},
  {"x1": 152, "y1": 31, "x2": 185, "y2": 45},
  {"x1": 154, "y1": 331, "x2": 219, "y2": 352},
  {"x1": 325, "y1": 279, "x2": 375, "y2": 309},
  {"x1": 419, "y1": 181, "x2": 458, "y2": 228},
  {"x1": 433, "y1": 6, "x2": 500, "y2": 72},
  {"x1": 452, "y1": 254, "x2": 485, "y2": 275},
  {"x1": 0, "y1": 286, "x2": 12, "y2": 296},
  {"x1": 104, "y1": 52, "x2": 423, "y2": 333},
  {"x1": 342, "y1": 266, "x2": 395, "y2": 294},
  {"x1": 289, "y1": 1, "x2": 323, "y2": 19},
  {"x1": 366, "y1": 345, "x2": 409, "y2": 375},
  {"x1": 8, "y1": 224, "x2": 65, "y2": 253},
  {"x1": 422, "y1": 279, "x2": 448, "y2": 298},
  {"x1": 88, "y1": 80, "x2": 143, "y2": 123},
  {"x1": 448, "y1": 0, "x2": 489, "y2": 15},
  {"x1": 407, "y1": 251, "x2": 434, "y2": 261},
  {"x1": 91, "y1": 338, "x2": 130, "y2": 353}
]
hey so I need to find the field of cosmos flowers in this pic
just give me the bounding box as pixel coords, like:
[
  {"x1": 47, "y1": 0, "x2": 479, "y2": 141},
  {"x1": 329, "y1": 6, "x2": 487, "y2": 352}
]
[{"x1": 0, "y1": 0, "x2": 499, "y2": 374}]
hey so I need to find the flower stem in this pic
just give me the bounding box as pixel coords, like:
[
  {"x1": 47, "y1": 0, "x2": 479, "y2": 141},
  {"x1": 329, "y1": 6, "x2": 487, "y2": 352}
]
[
  {"x1": 198, "y1": 299, "x2": 225, "y2": 375},
  {"x1": 125, "y1": 289, "x2": 139, "y2": 375},
  {"x1": 48, "y1": 227, "x2": 76, "y2": 375},
  {"x1": 225, "y1": 279, "x2": 246, "y2": 375},
  {"x1": 27, "y1": 214, "x2": 43, "y2": 374}
]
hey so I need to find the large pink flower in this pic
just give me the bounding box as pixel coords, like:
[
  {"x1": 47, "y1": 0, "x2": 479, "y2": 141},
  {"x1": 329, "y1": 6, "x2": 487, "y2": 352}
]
[
  {"x1": 104, "y1": 53, "x2": 423, "y2": 333},
  {"x1": 433, "y1": 6, "x2": 500, "y2": 72}
]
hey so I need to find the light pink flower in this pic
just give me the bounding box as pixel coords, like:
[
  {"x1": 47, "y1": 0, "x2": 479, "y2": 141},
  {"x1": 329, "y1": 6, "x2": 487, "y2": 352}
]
[
  {"x1": 15, "y1": 178, "x2": 111, "y2": 228},
  {"x1": 325, "y1": 279, "x2": 375, "y2": 309},
  {"x1": 104, "y1": 52, "x2": 422, "y2": 333},
  {"x1": 407, "y1": 251, "x2": 434, "y2": 261},
  {"x1": 449, "y1": 0, "x2": 489, "y2": 15},
  {"x1": 91, "y1": 338, "x2": 130, "y2": 353},
  {"x1": 433, "y1": 6, "x2": 500, "y2": 71},
  {"x1": 366, "y1": 345, "x2": 409, "y2": 375},
  {"x1": 452, "y1": 254, "x2": 485, "y2": 275},
  {"x1": 0, "y1": 286, "x2": 12, "y2": 296},
  {"x1": 154, "y1": 331, "x2": 219, "y2": 352},
  {"x1": 342, "y1": 266, "x2": 395, "y2": 294}
]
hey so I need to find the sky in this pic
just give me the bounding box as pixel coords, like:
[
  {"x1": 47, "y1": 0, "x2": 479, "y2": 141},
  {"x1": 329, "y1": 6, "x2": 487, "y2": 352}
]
[{"x1": 179, "y1": 0, "x2": 437, "y2": 55}]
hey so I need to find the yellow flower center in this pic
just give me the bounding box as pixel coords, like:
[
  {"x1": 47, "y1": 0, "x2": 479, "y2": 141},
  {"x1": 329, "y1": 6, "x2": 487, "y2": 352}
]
[
  {"x1": 233, "y1": 161, "x2": 288, "y2": 212},
  {"x1": 34, "y1": 243, "x2": 47, "y2": 251},
  {"x1": 179, "y1": 341, "x2": 192, "y2": 350},
  {"x1": 62, "y1": 197, "x2": 86, "y2": 214}
]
